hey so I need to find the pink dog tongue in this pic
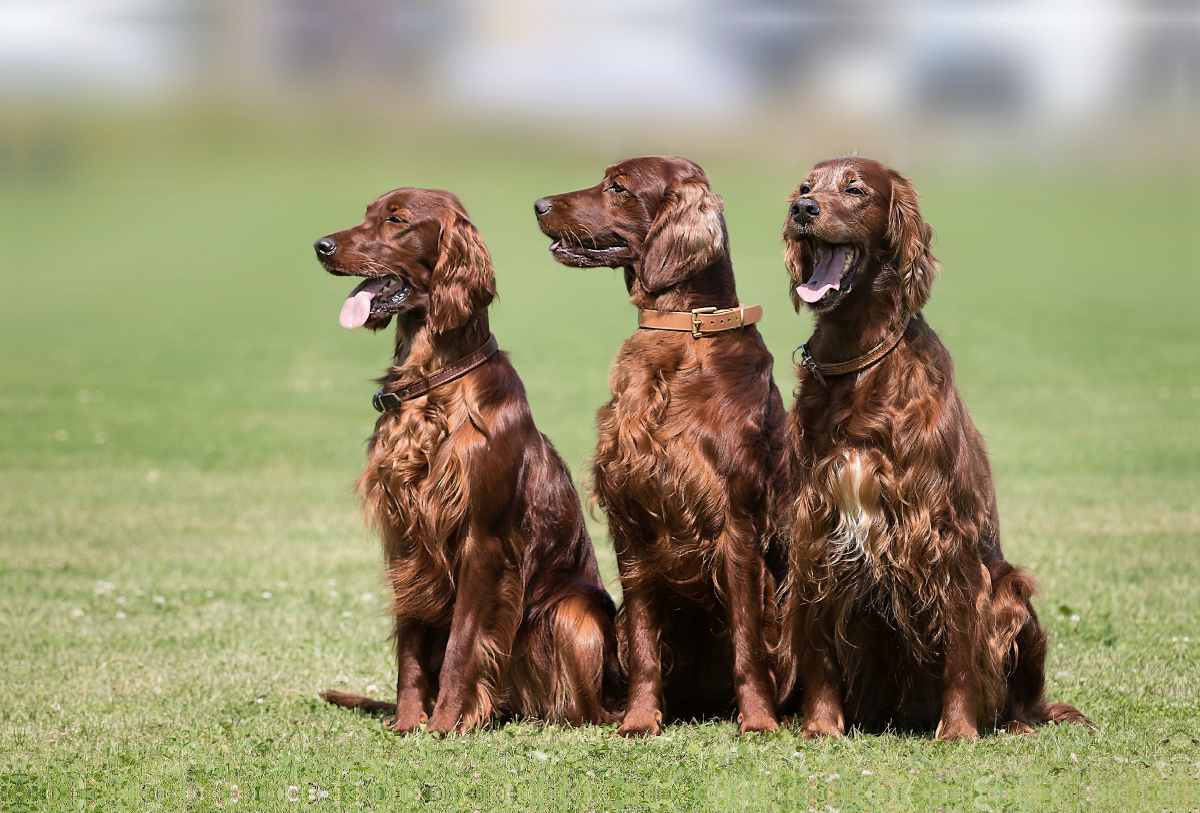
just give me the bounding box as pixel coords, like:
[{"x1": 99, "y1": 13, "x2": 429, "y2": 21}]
[
  {"x1": 338, "y1": 277, "x2": 391, "y2": 329},
  {"x1": 339, "y1": 290, "x2": 375, "y2": 329},
  {"x1": 796, "y1": 245, "x2": 850, "y2": 303}
]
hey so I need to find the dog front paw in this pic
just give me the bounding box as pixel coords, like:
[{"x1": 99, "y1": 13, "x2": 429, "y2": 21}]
[
  {"x1": 738, "y1": 711, "x2": 780, "y2": 735},
  {"x1": 617, "y1": 708, "x2": 662, "y2": 738},
  {"x1": 934, "y1": 717, "x2": 979, "y2": 742}
]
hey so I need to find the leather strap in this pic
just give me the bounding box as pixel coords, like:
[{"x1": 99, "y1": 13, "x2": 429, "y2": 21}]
[
  {"x1": 638, "y1": 304, "x2": 763, "y2": 338},
  {"x1": 372, "y1": 334, "x2": 499, "y2": 412},
  {"x1": 794, "y1": 316, "x2": 911, "y2": 386}
]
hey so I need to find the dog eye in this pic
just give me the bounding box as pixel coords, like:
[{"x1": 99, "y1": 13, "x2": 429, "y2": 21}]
[
  {"x1": 386, "y1": 215, "x2": 406, "y2": 224},
  {"x1": 608, "y1": 181, "x2": 626, "y2": 194},
  {"x1": 845, "y1": 186, "x2": 865, "y2": 197},
  {"x1": 799, "y1": 184, "x2": 811, "y2": 195}
]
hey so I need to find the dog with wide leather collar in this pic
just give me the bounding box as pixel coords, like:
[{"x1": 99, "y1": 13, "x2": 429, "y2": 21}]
[{"x1": 638, "y1": 304, "x2": 763, "y2": 338}]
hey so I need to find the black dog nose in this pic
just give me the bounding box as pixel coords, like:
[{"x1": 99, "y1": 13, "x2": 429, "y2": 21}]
[
  {"x1": 533, "y1": 198, "x2": 552, "y2": 218},
  {"x1": 790, "y1": 199, "x2": 820, "y2": 222},
  {"x1": 314, "y1": 237, "x2": 337, "y2": 256}
]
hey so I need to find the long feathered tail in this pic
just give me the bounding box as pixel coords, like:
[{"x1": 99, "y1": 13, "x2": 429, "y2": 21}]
[{"x1": 319, "y1": 690, "x2": 397, "y2": 715}]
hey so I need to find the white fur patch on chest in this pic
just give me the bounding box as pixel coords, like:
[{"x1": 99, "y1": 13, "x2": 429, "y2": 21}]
[{"x1": 829, "y1": 450, "x2": 881, "y2": 573}]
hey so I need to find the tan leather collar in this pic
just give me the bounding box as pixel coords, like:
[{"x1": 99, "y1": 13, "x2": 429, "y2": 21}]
[
  {"x1": 794, "y1": 316, "x2": 912, "y2": 386},
  {"x1": 372, "y1": 334, "x2": 499, "y2": 411},
  {"x1": 638, "y1": 304, "x2": 763, "y2": 338}
]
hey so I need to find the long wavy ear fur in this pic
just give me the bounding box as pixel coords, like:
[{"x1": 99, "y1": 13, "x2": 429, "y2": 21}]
[
  {"x1": 638, "y1": 176, "x2": 726, "y2": 292},
  {"x1": 781, "y1": 215, "x2": 813, "y2": 313},
  {"x1": 886, "y1": 173, "x2": 939, "y2": 313},
  {"x1": 429, "y1": 211, "x2": 496, "y2": 333}
]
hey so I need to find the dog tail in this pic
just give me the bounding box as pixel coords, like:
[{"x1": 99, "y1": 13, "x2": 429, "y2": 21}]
[
  {"x1": 1042, "y1": 702, "x2": 1094, "y2": 728},
  {"x1": 990, "y1": 563, "x2": 1094, "y2": 731},
  {"x1": 319, "y1": 689, "x2": 396, "y2": 715}
]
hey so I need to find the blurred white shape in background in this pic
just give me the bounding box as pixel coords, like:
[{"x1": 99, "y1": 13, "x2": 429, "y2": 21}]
[
  {"x1": 0, "y1": 0, "x2": 190, "y2": 94},
  {"x1": 0, "y1": 0, "x2": 1194, "y2": 149},
  {"x1": 441, "y1": 0, "x2": 749, "y2": 116}
]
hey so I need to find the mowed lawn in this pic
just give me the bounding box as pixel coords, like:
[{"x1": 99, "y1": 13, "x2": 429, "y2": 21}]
[{"x1": 1, "y1": 119, "x2": 1197, "y2": 811}]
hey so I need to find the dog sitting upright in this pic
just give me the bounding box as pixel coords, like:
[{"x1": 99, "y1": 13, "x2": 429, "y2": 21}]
[
  {"x1": 315, "y1": 188, "x2": 620, "y2": 733},
  {"x1": 777, "y1": 158, "x2": 1088, "y2": 739},
  {"x1": 536, "y1": 157, "x2": 789, "y2": 736}
]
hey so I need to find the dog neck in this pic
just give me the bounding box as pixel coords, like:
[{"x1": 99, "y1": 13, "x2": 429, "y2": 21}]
[
  {"x1": 628, "y1": 254, "x2": 739, "y2": 313},
  {"x1": 807, "y1": 258, "x2": 908, "y2": 365},
  {"x1": 386, "y1": 312, "x2": 492, "y2": 385}
]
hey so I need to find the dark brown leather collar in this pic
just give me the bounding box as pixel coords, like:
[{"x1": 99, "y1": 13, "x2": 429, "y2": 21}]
[
  {"x1": 638, "y1": 303, "x2": 763, "y2": 338},
  {"x1": 794, "y1": 316, "x2": 912, "y2": 386},
  {"x1": 373, "y1": 334, "x2": 499, "y2": 411}
]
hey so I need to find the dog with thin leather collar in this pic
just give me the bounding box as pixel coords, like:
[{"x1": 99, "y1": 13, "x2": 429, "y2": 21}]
[
  {"x1": 372, "y1": 334, "x2": 499, "y2": 411},
  {"x1": 535, "y1": 156, "x2": 790, "y2": 737},
  {"x1": 777, "y1": 157, "x2": 1088, "y2": 740},
  {"x1": 314, "y1": 187, "x2": 621, "y2": 734}
]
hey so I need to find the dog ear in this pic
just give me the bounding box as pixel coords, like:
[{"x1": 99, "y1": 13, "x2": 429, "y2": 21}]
[
  {"x1": 428, "y1": 211, "x2": 496, "y2": 333},
  {"x1": 885, "y1": 173, "x2": 939, "y2": 313},
  {"x1": 638, "y1": 176, "x2": 726, "y2": 292}
]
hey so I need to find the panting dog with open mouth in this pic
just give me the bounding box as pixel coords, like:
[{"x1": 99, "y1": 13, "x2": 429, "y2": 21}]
[
  {"x1": 777, "y1": 158, "x2": 1089, "y2": 740},
  {"x1": 313, "y1": 188, "x2": 621, "y2": 734}
]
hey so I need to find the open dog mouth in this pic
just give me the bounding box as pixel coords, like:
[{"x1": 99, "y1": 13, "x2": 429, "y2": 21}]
[
  {"x1": 796, "y1": 241, "x2": 861, "y2": 311},
  {"x1": 547, "y1": 235, "x2": 630, "y2": 267},
  {"x1": 338, "y1": 275, "x2": 412, "y2": 329}
]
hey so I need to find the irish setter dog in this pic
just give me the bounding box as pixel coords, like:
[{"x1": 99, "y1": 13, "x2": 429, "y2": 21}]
[
  {"x1": 535, "y1": 157, "x2": 789, "y2": 736},
  {"x1": 314, "y1": 188, "x2": 620, "y2": 733},
  {"x1": 778, "y1": 157, "x2": 1088, "y2": 739}
]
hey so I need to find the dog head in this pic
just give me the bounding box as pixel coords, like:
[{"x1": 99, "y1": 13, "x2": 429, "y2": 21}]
[
  {"x1": 782, "y1": 157, "x2": 937, "y2": 316},
  {"x1": 315, "y1": 188, "x2": 495, "y2": 333},
  {"x1": 535, "y1": 156, "x2": 726, "y2": 293}
]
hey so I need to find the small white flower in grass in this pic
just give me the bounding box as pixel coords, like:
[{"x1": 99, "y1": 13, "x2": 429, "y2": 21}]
[
  {"x1": 93, "y1": 432, "x2": 107, "y2": 444},
  {"x1": 342, "y1": 611, "x2": 353, "y2": 618},
  {"x1": 329, "y1": 590, "x2": 340, "y2": 598},
  {"x1": 361, "y1": 593, "x2": 373, "y2": 603},
  {"x1": 116, "y1": 611, "x2": 127, "y2": 619},
  {"x1": 55, "y1": 430, "x2": 68, "y2": 441},
  {"x1": 1070, "y1": 615, "x2": 1080, "y2": 623},
  {"x1": 261, "y1": 591, "x2": 272, "y2": 599},
  {"x1": 1070, "y1": 753, "x2": 1079, "y2": 764},
  {"x1": 1173, "y1": 636, "x2": 1178, "y2": 642},
  {"x1": 336, "y1": 675, "x2": 349, "y2": 684},
  {"x1": 326, "y1": 579, "x2": 337, "y2": 587},
  {"x1": 154, "y1": 596, "x2": 166, "y2": 604},
  {"x1": 286, "y1": 786, "x2": 300, "y2": 803},
  {"x1": 206, "y1": 590, "x2": 214, "y2": 598},
  {"x1": 136, "y1": 589, "x2": 144, "y2": 596},
  {"x1": 366, "y1": 685, "x2": 378, "y2": 694},
  {"x1": 146, "y1": 469, "x2": 160, "y2": 483},
  {"x1": 70, "y1": 608, "x2": 85, "y2": 618},
  {"x1": 862, "y1": 770, "x2": 872, "y2": 776},
  {"x1": 256, "y1": 698, "x2": 264, "y2": 704},
  {"x1": 116, "y1": 596, "x2": 125, "y2": 604}
]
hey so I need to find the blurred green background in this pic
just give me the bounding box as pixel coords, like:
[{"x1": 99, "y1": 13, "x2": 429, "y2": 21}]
[{"x1": 1, "y1": 1, "x2": 1198, "y2": 806}]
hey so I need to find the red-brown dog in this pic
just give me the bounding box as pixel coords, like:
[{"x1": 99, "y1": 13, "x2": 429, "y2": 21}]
[
  {"x1": 778, "y1": 157, "x2": 1088, "y2": 739},
  {"x1": 315, "y1": 188, "x2": 620, "y2": 733},
  {"x1": 536, "y1": 157, "x2": 789, "y2": 736}
]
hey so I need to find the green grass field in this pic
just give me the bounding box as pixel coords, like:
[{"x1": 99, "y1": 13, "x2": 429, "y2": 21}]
[{"x1": 2, "y1": 116, "x2": 1198, "y2": 811}]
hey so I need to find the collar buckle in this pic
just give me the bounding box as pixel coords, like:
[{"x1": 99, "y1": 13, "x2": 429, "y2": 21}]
[{"x1": 690, "y1": 306, "x2": 718, "y2": 338}]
